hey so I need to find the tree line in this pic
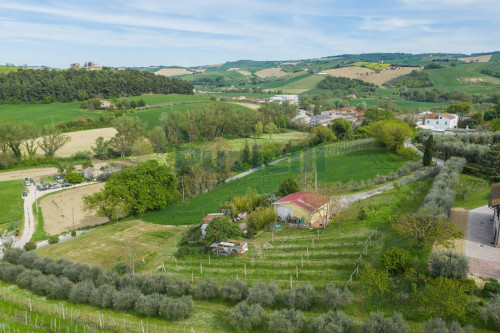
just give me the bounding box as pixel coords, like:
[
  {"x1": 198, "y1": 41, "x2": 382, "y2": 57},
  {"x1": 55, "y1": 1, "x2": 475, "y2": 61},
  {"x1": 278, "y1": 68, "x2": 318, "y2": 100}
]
[{"x1": 0, "y1": 68, "x2": 194, "y2": 104}]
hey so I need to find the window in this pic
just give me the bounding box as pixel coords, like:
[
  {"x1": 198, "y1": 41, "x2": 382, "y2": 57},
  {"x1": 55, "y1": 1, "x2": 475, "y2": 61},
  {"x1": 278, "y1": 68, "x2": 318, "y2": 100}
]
[
  {"x1": 445, "y1": 121, "x2": 447, "y2": 125},
  {"x1": 436, "y1": 121, "x2": 439, "y2": 124},
  {"x1": 427, "y1": 120, "x2": 430, "y2": 124}
]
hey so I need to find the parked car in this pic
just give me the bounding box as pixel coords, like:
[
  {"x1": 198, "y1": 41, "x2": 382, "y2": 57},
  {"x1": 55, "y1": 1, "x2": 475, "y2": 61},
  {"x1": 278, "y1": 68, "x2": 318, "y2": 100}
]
[
  {"x1": 53, "y1": 175, "x2": 62, "y2": 180},
  {"x1": 51, "y1": 184, "x2": 60, "y2": 189},
  {"x1": 22, "y1": 192, "x2": 28, "y2": 197},
  {"x1": 36, "y1": 186, "x2": 42, "y2": 191},
  {"x1": 61, "y1": 183, "x2": 72, "y2": 188},
  {"x1": 41, "y1": 185, "x2": 48, "y2": 191},
  {"x1": 25, "y1": 180, "x2": 31, "y2": 186},
  {"x1": 29, "y1": 178, "x2": 34, "y2": 183}
]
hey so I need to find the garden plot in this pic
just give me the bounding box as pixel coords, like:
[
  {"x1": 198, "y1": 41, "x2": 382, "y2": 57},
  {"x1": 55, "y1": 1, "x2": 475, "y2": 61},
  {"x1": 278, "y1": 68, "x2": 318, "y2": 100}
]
[
  {"x1": 39, "y1": 183, "x2": 107, "y2": 235},
  {"x1": 322, "y1": 66, "x2": 421, "y2": 86}
]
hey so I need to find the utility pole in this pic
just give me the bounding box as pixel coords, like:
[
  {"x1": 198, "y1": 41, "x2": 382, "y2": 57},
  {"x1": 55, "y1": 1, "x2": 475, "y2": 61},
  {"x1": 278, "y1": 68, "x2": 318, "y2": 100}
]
[
  {"x1": 34, "y1": 190, "x2": 38, "y2": 213},
  {"x1": 72, "y1": 208, "x2": 75, "y2": 230},
  {"x1": 314, "y1": 165, "x2": 318, "y2": 191},
  {"x1": 182, "y1": 179, "x2": 185, "y2": 202}
]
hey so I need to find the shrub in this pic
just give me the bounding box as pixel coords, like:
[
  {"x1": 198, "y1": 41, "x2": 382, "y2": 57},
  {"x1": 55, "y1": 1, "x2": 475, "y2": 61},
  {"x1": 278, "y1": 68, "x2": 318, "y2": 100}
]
[
  {"x1": 229, "y1": 301, "x2": 266, "y2": 331},
  {"x1": 159, "y1": 295, "x2": 194, "y2": 321},
  {"x1": 0, "y1": 263, "x2": 24, "y2": 283},
  {"x1": 119, "y1": 274, "x2": 144, "y2": 290},
  {"x1": 71, "y1": 230, "x2": 76, "y2": 237},
  {"x1": 31, "y1": 274, "x2": 49, "y2": 295},
  {"x1": 18, "y1": 251, "x2": 39, "y2": 268},
  {"x1": 89, "y1": 284, "x2": 116, "y2": 308},
  {"x1": 141, "y1": 275, "x2": 167, "y2": 295},
  {"x1": 165, "y1": 277, "x2": 190, "y2": 296},
  {"x1": 24, "y1": 241, "x2": 37, "y2": 251},
  {"x1": 45, "y1": 258, "x2": 70, "y2": 277},
  {"x1": 360, "y1": 312, "x2": 408, "y2": 333},
  {"x1": 46, "y1": 276, "x2": 73, "y2": 300},
  {"x1": 61, "y1": 264, "x2": 82, "y2": 283},
  {"x1": 361, "y1": 265, "x2": 393, "y2": 297},
  {"x1": 4, "y1": 248, "x2": 25, "y2": 264},
  {"x1": 459, "y1": 278, "x2": 476, "y2": 295},
  {"x1": 48, "y1": 235, "x2": 59, "y2": 245},
  {"x1": 380, "y1": 247, "x2": 411, "y2": 275},
  {"x1": 246, "y1": 207, "x2": 277, "y2": 232},
  {"x1": 283, "y1": 284, "x2": 316, "y2": 310},
  {"x1": 246, "y1": 281, "x2": 280, "y2": 307},
  {"x1": 69, "y1": 280, "x2": 95, "y2": 304},
  {"x1": 429, "y1": 249, "x2": 469, "y2": 279},
  {"x1": 96, "y1": 270, "x2": 121, "y2": 287},
  {"x1": 310, "y1": 311, "x2": 354, "y2": 333},
  {"x1": 483, "y1": 281, "x2": 500, "y2": 298},
  {"x1": 268, "y1": 309, "x2": 306, "y2": 333},
  {"x1": 425, "y1": 317, "x2": 473, "y2": 333},
  {"x1": 195, "y1": 278, "x2": 219, "y2": 299},
  {"x1": 112, "y1": 287, "x2": 141, "y2": 310},
  {"x1": 66, "y1": 172, "x2": 84, "y2": 184},
  {"x1": 135, "y1": 293, "x2": 163, "y2": 317},
  {"x1": 397, "y1": 147, "x2": 419, "y2": 160},
  {"x1": 481, "y1": 293, "x2": 500, "y2": 328},
  {"x1": 323, "y1": 284, "x2": 353, "y2": 309},
  {"x1": 71, "y1": 151, "x2": 92, "y2": 160},
  {"x1": 16, "y1": 269, "x2": 41, "y2": 289},
  {"x1": 419, "y1": 277, "x2": 468, "y2": 321},
  {"x1": 221, "y1": 278, "x2": 249, "y2": 302}
]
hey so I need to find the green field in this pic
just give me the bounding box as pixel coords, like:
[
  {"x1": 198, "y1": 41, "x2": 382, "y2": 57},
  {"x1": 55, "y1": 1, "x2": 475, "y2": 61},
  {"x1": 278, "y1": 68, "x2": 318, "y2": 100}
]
[
  {"x1": 179, "y1": 71, "x2": 249, "y2": 87},
  {"x1": 275, "y1": 75, "x2": 325, "y2": 92},
  {"x1": 257, "y1": 73, "x2": 310, "y2": 89},
  {"x1": 345, "y1": 98, "x2": 446, "y2": 112},
  {"x1": 352, "y1": 62, "x2": 391, "y2": 70},
  {"x1": 139, "y1": 147, "x2": 404, "y2": 225},
  {"x1": 453, "y1": 174, "x2": 490, "y2": 210},
  {"x1": 0, "y1": 180, "x2": 24, "y2": 232},
  {"x1": 425, "y1": 66, "x2": 500, "y2": 91},
  {"x1": 0, "y1": 65, "x2": 19, "y2": 74},
  {"x1": 128, "y1": 94, "x2": 209, "y2": 105}
]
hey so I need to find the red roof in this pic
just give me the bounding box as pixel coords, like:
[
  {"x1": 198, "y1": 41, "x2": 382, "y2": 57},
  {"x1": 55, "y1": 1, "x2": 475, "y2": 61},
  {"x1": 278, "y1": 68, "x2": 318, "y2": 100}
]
[
  {"x1": 424, "y1": 113, "x2": 455, "y2": 120},
  {"x1": 203, "y1": 213, "x2": 225, "y2": 223},
  {"x1": 273, "y1": 191, "x2": 329, "y2": 213}
]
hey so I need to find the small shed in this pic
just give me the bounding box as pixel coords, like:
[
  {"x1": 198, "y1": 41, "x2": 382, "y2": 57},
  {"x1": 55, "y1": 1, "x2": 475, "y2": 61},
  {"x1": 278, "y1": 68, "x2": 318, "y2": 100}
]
[
  {"x1": 273, "y1": 191, "x2": 330, "y2": 227},
  {"x1": 209, "y1": 241, "x2": 248, "y2": 256}
]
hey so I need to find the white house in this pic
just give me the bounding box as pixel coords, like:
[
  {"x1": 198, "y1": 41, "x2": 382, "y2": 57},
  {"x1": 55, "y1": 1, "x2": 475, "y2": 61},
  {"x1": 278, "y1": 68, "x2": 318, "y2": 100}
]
[
  {"x1": 270, "y1": 95, "x2": 299, "y2": 104},
  {"x1": 420, "y1": 113, "x2": 458, "y2": 131}
]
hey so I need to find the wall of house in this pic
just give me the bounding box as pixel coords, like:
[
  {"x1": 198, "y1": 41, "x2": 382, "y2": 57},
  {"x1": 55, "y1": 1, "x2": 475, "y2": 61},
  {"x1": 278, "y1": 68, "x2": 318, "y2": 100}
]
[
  {"x1": 424, "y1": 116, "x2": 457, "y2": 130},
  {"x1": 274, "y1": 203, "x2": 311, "y2": 221}
]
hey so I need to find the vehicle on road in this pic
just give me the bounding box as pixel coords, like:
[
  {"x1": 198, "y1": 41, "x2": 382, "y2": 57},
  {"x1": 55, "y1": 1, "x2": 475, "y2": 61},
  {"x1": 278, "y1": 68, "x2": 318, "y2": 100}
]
[{"x1": 22, "y1": 192, "x2": 28, "y2": 197}]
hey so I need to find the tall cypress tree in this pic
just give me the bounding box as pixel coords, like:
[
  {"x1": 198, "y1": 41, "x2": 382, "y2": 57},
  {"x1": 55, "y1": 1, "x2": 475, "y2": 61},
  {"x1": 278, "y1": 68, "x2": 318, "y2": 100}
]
[
  {"x1": 241, "y1": 141, "x2": 251, "y2": 166},
  {"x1": 423, "y1": 134, "x2": 434, "y2": 166},
  {"x1": 480, "y1": 143, "x2": 500, "y2": 183}
]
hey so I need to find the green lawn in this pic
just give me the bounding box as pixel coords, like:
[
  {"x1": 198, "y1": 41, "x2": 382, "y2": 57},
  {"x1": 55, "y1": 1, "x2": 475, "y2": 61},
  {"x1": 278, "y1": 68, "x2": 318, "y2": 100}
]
[
  {"x1": 345, "y1": 98, "x2": 446, "y2": 112},
  {"x1": 128, "y1": 94, "x2": 209, "y2": 105},
  {"x1": 426, "y1": 67, "x2": 499, "y2": 91},
  {"x1": 0, "y1": 180, "x2": 24, "y2": 232},
  {"x1": 139, "y1": 147, "x2": 404, "y2": 225},
  {"x1": 454, "y1": 174, "x2": 490, "y2": 210},
  {"x1": 277, "y1": 74, "x2": 325, "y2": 90},
  {"x1": 0, "y1": 65, "x2": 19, "y2": 74}
]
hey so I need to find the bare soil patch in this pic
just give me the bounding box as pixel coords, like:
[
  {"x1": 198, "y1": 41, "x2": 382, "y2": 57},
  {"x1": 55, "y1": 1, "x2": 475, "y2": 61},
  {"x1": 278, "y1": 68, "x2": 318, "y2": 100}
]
[
  {"x1": 0, "y1": 167, "x2": 58, "y2": 182},
  {"x1": 322, "y1": 66, "x2": 421, "y2": 86},
  {"x1": 238, "y1": 70, "x2": 252, "y2": 76},
  {"x1": 54, "y1": 128, "x2": 117, "y2": 158},
  {"x1": 458, "y1": 55, "x2": 492, "y2": 63},
  {"x1": 40, "y1": 183, "x2": 107, "y2": 235},
  {"x1": 230, "y1": 102, "x2": 261, "y2": 110},
  {"x1": 254, "y1": 68, "x2": 289, "y2": 78},
  {"x1": 155, "y1": 68, "x2": 192, "y2": 76}
]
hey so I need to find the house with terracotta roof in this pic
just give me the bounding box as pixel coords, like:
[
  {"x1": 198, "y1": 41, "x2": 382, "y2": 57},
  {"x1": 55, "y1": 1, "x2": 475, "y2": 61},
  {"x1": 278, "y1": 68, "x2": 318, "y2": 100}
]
[
  {"x1": 420, "y1": 113, "x2": 458, "y2": 130},
  {"x1": 273, "y1": 191, "x2": 331, "y2": 228}
]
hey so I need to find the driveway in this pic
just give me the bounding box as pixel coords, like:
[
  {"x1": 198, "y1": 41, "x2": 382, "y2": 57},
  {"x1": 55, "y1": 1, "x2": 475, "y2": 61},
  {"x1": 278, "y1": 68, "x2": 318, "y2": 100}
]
[{"x1": 465, "y1": 205, "x2": 500, "y2": 279}]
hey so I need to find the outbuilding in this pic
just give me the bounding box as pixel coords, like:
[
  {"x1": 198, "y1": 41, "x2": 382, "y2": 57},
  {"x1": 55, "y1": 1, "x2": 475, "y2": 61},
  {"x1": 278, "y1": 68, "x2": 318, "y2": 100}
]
[{"x1": 273, "y1": 191, "x2": 330, "y2": 227}]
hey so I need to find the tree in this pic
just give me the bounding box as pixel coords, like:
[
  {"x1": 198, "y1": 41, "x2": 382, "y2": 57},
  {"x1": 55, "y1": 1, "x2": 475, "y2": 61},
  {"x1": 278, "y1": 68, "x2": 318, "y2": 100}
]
[
  {"x1": 370, "y1": 120, "x2": 413, "y2": 152},
  {"x1": 363, "y1": 108, "x2": 395, "y2": 124},
  {"x1": 229, "y1": 302, "x2": 265, "y2": 331},
  {"x1": 425, "y1": 317, "x2": 473, "y2": 333},
  {"x1": 277, "y1": 178, "x2": 300, "y2": 197},
  {"x1": 480, "y1": 143, "x2": 500, "y2": 183},
  {"x1": 330, "y1": 118, "x2": 354, "y2": 141},
  {"x1": 221, "y1": 279, "x2": 248, "y2": 302},
  {"x1": 491, "y1": 119, "x2": 500, "y2": 132},
  {"x1": 38, "y1": 126, "x2": 70, "y2": 158},
  {"x1": 204, "y1": 216, "x2": 241, "y2": 245},
  {"x1": 423, "y1": 134, "x2": 434, "y2": 166},
  {"x1": 419, "y1": 277, "x2": 469, "y2": 321},
  {"x1": 361, "y1": 264, "x2": 393, "y2": 298},
  {"x1": 308, "y1": 126, "x2": 336, "y2": 146},
  {"x1": 92, "y1": 136, "x2": 109, "y2": 160},
  {"x1": 429, "y1": 249, "x2": 469, "y2": 279},
  {"x1": 264, "y1": 122, "x2": 278, "y2": 139},
  {"x1": 246, "y1": 281, "x2": 280, "y2": 307},
  {"x1": 311, "y1": 311, "x2": 354, "y2": 333},
  {"x1": 148, "y1": 126, "x2": 167, "y2": 151},
  {"x1": 109, "y1": 117, "x2": 147, "y2": 157},
  {"x1": 252, "y1": 144, "x2": 263, "y2": 167},
  {"x1": 131, "y1": 138, "x2": 154, "y2": 156},
  {"x1": 240, "y1": 141, "x2": 251, "y2": 166},
  {"x1": 392, "y1": 209, "x2": 463, "y2": 248},
  {"x1": 0, "y1": 122, "x2": 37, "y2": 161},
  {"x1": 380, "y1": 247, "x2": 411, "y2": 275},
  {"x1": 447, "y1": 102, "x2": 471, "y2": 125},
  {"x1": 268, "y1": 309, "x2": 305, "y2": 333},
  {"x1": 481, "y1": 294, "x2": 500, "y2": 328},
  {"x1": 195, "y1": 278, "x2": 219, "y2": 299},
  {"x1": 360, "y1": 312, "x2": 408, "y2": 333},
  {"x1": 283, "y1": 284, "x2": 316, "y2": 310},
  {"x1": 255, "y1": 121, "x2": 263, "y2": 136},
  {"x1": 455, "y1": 176, "x2": 475, "y2": 200},
  {"x1": 66, "y1": 172, "x2": 83, "y2": 184},
  {"x1": 322, "y1": 285, "x2": 353, "y2": 309}
]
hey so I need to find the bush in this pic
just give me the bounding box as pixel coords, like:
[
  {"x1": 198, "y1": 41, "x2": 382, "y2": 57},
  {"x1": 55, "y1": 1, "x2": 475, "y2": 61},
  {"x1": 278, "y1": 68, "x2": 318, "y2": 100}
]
[
  {"x1": 141, "y1": 275, "x2": 167, "y2": 295},
  {"x1": 246, "y1": 281, "x2": 280, "y2": 307},
  {"x1": 165, "y1": 277, "x2": 190, "y2": 296},
  {"x1": 246, "y1": 207, "x2": 277, "y2": 232},
  {"x1": 380, "y1": 247, "x2": 411, "y2": 275},
  {"x1": 46, "y1": 276, "x2": 73, "y2": 300},
  {"x1": 119, "y1": 274, "x2": 144, "y2": 290},
  {"x1": 481, "y1": 293, "x2": 500, "y2": 328},
  {"x1": 66, "y1": 172, "x2": 84, "y2": 184},
  {"x1": 16, "y1": 269, "x2": 41, "y2": 289},
  {"x1": 396, "y1": 147, "x2": 419, "y2": 160},
  {"x1": 112, "y1": 287, "x2": 141, "y2": 310},
  {"x1": 419, "y1": 277, "x2": 468, "y2": 321},
  {"x1": 283, "y1": 284, "x2": 316, "y2": 310},
  {"x1": 31, "y1": 274, "x2": 49, "y2": 295},
  {"x1": 429, "y1": 249, "x2": 469, "y2": 279},
  {"x1": 48, "y1": 235, "x2": 59, "y2": 245},
  {"x1": 425, "y1": 317, "x2": 473, "y2": 333},
  {"x1": 323, "y1": 284, "x2": 353, "y2": 309},
  {"x1": 71, "y1": 151, "x2": 92, "y2": 160},
  {"x1": 159, "y1": 295, "x2": 194, "y2": 321},
  {"x1": 45, "y1": 258, "x2": 70, "y2": 276},
  {"x1": 24, "y1": 241, "x2": 37, "y2": 251},
  {"x1": 195, "y1": 278, "x2": 219, "y2": 299},
  {"x1": 18, "y1": 251, "x2": 39, "y2": 268},
  {"x1": 310, "y1": 311, "x2": 354, "y2": 333},
  {"x1": 0, "y1": 263, "x2": 24, "y2": 283},
  {"x1": 71, "y1": 230, "x2": 76, "y2": 237},
  {"x1": 69, "y1": 280, "x2": 95, "y2": 304},
  {"x1": 360, "y1": 312, "x2": 408, "y2": 333},
  {"x1": 483, "y1": 281, "x2": 500, "y2": 298},
  {"x1": 4, "y1": 248, "x2": 25, "y2": 264},
  {"x1": 135, "y1": 293, "x2": 163, "y2": 317},
  {"x1": 268, "y1": 309, "x2": 306, "y2": 333},
  {"x1": 89, "y1": 284, "x2": 116, "y2": 308},
  {"x1": 221, "y1": 278, "x2": 248, "y2": 302},
  {"x1": 229, "y1": 301, "x2": 266, "y2": 331}
]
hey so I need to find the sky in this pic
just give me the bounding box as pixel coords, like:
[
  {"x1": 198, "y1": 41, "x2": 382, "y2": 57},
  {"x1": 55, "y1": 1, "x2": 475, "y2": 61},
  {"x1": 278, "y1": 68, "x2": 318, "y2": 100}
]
[{"x1": 0, "y1": 0, "x2": 499, "y2": 68}]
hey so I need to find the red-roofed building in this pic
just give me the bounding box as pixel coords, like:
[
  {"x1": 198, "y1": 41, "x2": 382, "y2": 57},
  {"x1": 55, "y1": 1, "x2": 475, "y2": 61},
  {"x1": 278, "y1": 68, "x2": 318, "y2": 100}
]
[
  {"x1": 421, "y1": 113, "x2": 458, "y2": 130},
  {"x1": 273, "y1": 191, "x2": 331, "y2": 228},
  {"x1": 203, "y1": 213, "x2": 225, "y2": 223}
]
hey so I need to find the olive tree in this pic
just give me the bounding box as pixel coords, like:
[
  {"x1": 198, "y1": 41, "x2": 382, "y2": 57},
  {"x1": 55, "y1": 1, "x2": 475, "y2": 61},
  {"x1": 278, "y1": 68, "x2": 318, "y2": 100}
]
[
  {"x1": 195, "y1": 278, "x2": 219, "y2": 299},
  {"x1": 311, "y1": 311, "x2": 354, "y2": 333},
  {"x1": 246, "y1": 281, "x2": 280, "y2": 307},
  {"x1": 360, "y1": 312, "x2": 408, "y2": 333},
  {"x1": 268, "y1": 309, "x2": 306, "y2": 333},
  {"x1": 229, "y1": 301, "x2": 266, "y2": 331},
  {"x1": 323, "y1": 284, "x2": 353, "y2": 309},
  {"x1": 283, "y1": 284, "x2": 316, "y2": 310},
  {"x1": 221, "y1": 278, "x2": 249, "y2": 302}
]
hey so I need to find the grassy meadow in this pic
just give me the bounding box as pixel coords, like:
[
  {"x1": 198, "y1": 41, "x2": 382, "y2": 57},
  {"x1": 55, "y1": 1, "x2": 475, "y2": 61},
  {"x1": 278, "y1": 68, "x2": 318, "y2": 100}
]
[
  {"x1": 0, "y1": 180, "x2": 25, "y2": 232},
  {"x1": 139, "y1": 147, "x2": 404, "y2": 225},
  {"x1": 453, "y1": 174, "x2": 490, "y2": 210}
]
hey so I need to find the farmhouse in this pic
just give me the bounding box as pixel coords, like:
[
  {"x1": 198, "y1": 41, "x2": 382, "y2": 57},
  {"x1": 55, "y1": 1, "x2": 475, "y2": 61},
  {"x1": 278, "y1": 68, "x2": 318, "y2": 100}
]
[
  {"x1": 419, "y1": 113, "x2": 458, "y2": 131},
  {"x1": 273, "y1": 191, "x2": 331, "y2": 228},
  {"x1": 201, "y1": 213, "x2": 226, "y2": 237},
  {"x1": 270, "y1": 94, "x2": 299, "y2": 104},
  {"x1": 209, "y1": 241, "x2": 248, "y2": 256},
  {"x1": 70, "y1": 63, "x2": 83, "y2": 69},
  {"x1": 100, "y1": 100, "x2": 111, "y2": 108},
  {"x1": 490, "y1": 183, "x2": 500, "y2": 247}
]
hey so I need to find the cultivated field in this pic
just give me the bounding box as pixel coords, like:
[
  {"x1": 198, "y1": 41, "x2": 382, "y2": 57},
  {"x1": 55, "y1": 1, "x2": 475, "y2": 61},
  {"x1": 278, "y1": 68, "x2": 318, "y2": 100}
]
[
  {"x1": 53, "y1": 127, "x2": 117, "y2": 158},
  {"x1": 0, "y1": 180, "x2": 24, "y2": 231},
  {"x1": 352, "y1": 62, "x2": 391, "y2": 70},
  {"x1": 0, "y1": 167, "x2": 59, "y2": 182},
  {"x1": 155, "y1": 68, "x2": 192, "y2": 76},
  {"x1": 230, "y1": 102, "x2": 260, "y2": 110},
  {"x1": 39, "y1": 183, "x2": 107, "y2": 235},
  {"x1": 254, "y1": 67, "x2": 289, "y2": 78},
  {"x1": 322, "y1": 66, "x2": 421, "y2": 86},
  {"x1": 458, "y1": 54, "x2": 492, "y2": 63}
]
